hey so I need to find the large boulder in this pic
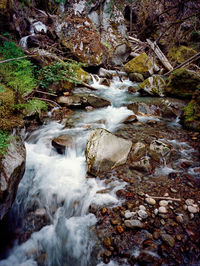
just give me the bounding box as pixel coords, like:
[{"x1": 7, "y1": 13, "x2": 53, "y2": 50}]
[
  {"x1": 0, "y1": 134, "x2": 26, "y2": 220},
  {"x1": 86, "y1": 128, "x2": 132, "y2": 176},
  {"x1": 124, "y1": 53, "x2": 153, "y2": 76},
  {"x1": 55, "y1": 16, "x2": 106, "y2": 66},
  {"x1": 139, "y1": 75, "x2": 166, "y2": 97},
  {"x1": 168, "y1": 46, "x2": 197, "y2": 65},
  {"x1": 166, "y1": 68, "x2": 200, "y2": 98}
]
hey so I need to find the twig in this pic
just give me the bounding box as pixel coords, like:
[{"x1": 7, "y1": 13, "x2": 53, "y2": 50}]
[
  {"x1": 27, "y1": 96, "x2": 61, "y2": 107},
  {"x1": 164, "y1": 52, "x2": 200, "y2": 76},
  {"x1": 146, "y1": 195, "x2": 181, "y2": 202},
  {"x1": 0, "y1": 55, "x2": 37, "y2": 64},
  {"x1": 34, "y1": 90, "x2": 57, "y2": 97}
]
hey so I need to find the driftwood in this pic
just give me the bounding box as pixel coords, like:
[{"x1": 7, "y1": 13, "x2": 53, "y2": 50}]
[
  {"x1": 146, "y1": 195, "x2": 181, "y2": 202},
  {"x1": 80, "y1": 81, "x2": 97, "y2": 91},
  {"x1": 147, "y1": 39, "x2": 173, "y2": 71},
  {"x1": 0, "y1": 55, "x2": 37, "y2": 64},
  {"x1": 164, "y1": 52, "x2": 200, "y2": 76}
]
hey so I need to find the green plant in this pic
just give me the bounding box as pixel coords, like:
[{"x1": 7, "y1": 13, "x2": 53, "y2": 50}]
[
  {"x1": 14, "y1": 99, "x2": 48, "y2": 115},
  {"x1": 0, "y1": 130, "x2": 10, "y2": 156},
  {"x1": 0, "y1": 40, "x2": 36, "y2": 100}
]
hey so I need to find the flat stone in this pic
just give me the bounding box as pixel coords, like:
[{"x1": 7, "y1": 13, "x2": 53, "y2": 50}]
[
  {"x1": 145, "y1": 197, "x2": 156, "y2": 205},
  {"x1": 161, "y1": 233, "x2": 175, "y2": 247},
  {"x1": 158, "y1": 206, "x2": 168, "y2": 214},
  {"x1": 159, "y1": 200, "x2": 168, "y2": 207},
  {"x1": 188, "y1": 205, "x2": 199, "y2": 213},
  {"x1": 138, "y1": 210, "x2": 148, "y2": 219},
  {"x1": 185, "y1": 199, "x2": 194, "y2": 206},
  {"x1": 124, "y1": 219, "x2": 144, "y2": 229}
]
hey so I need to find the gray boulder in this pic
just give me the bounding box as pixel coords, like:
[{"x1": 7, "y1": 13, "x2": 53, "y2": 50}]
[
  {"x1": 0, "y1": 135, "x2": 26, "y2": 220},
  {"x1": 86, "y1": 128, "x2": 132, "y2": 176},
  {"x1": 148, "y1": 140, "x2": 171, "y2": 163}
]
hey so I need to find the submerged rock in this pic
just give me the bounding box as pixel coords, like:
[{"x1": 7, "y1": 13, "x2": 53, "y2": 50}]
[
  {"x1": 124, "y1": 53, "x2": 153, "y2": 76},
  {"x1": 139, "y1": 75, "x2": 166, "y2": 97},
  {"x1": 148, "y1": 140, "x2": 171, "y2": 163},
  {"x1": 86, "y1": 128, "x2": 132, "y2": 176},
  {"x1": 52, "y1": 135, "x2": 73, "y2": 154},
  {"x1": 0, "y1": 134, "x2": 26, "y2": 220}
]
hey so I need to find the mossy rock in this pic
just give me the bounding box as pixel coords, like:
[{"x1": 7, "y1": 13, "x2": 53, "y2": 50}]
[
  {"x1": 168, "y1": 46, "x2": 197, "y2": 64},
  {"x1": 124, "y1": 53, "x2": 153, "y2": 75},
  {"x1": 139, "y1": 75, "x2": 166, "y2": 97},
  {"x1": 0, "y1": 84, "x2": 23, "y2": 131},
  {"x1": 181, "y1": 99, "x2": 200, "y2": 131},
  {"x1": 166, "y1": 68, "x2": 200, "y2": 98}
]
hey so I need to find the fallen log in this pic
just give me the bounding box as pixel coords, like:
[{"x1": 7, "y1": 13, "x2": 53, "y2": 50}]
[
  {"x1": 147, "y1": 39, "x2": 173, "y2": 72},
  {"x1": 164, "y1": 52, "x2": 200, "y2": 76}
]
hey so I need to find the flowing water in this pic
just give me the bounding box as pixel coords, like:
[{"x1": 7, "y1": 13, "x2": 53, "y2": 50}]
[{"x1": 0, "y1": 75, "x2": 199, "y2": 266}]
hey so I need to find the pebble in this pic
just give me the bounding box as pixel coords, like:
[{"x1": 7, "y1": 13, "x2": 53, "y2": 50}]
[
  {"x1": 190, "y1": 213, "x2": 194, "y2": 219},
  {"x1": 116, "y1": 225, "x2": 124, "y2": 234},
  {"x1": 139, "y1": 205, "x2": 146, "y2": 211},
  {"x1": 101, "y1": 207, "x2": 108, "y2": 215},
  {"x1": 185, "y1": 199, "x2": 194, "y2": 206},
  {"x1": 161, "y1": 233, "x2": 175, "y2": 247},
  {"x1": 160, "y1": 219, "x2": 165, "y2": 225},
  {"x1": 164, "y1": 193, "x2": 169, "y2": 197},
  {"x1": 124, "y1": 210, "x2": 136, "y2": 219},
  {"x1": 158, "y1": 206, "x2": 167, "y2": 214},
  {"x1": 183, "y1": 204, "x2": 188, "y2": 211},
  {"x1": 159, "y1": 200, "x2": 168, "y2": 207},
  {"x1": 145, "y1": 197, "x2": 156, "y2": 205},
  {"x1": 138, "y1": 210, "x2": 148, "y2": 219},
  {"x1": 170, "y1": 188, "x2": 177, "y2": 193},
  {"x1": 176, "y1": 215, "x2": 183, "y2": 223},
  {"x1": 154, "y1": 208, "x2": 158, "y2": 215},
  {"x1": 188, "y1": 205, "x2": 199, "y2": 213},
  {"x1": 124, "y1": 219, "x2": 144, "y2": 229}
]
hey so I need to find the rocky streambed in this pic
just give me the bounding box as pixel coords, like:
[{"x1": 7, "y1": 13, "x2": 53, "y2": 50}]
[{"x1": 0, "y1": 73, "x2": 199, "y2": 266}]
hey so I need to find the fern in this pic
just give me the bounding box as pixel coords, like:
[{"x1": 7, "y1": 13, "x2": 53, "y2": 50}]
[{"x1": 0, "y1": 130, "x2": 10, "y2": 156}]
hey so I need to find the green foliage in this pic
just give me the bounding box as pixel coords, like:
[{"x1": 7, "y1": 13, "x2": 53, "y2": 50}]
[
  {"x1": 38, "y1": 61, "x2": 83, "y2": 90},
  {"x1": 55, "y1": 0, "x2": 66, "y2": 4},
  {"x1": 0, "y1": 40, "x2": 36, "y2": 96},
  {"x1": 14, "y1": 99, "x2": 48, "y2": 115},
  {"x1": 0, "y1": 130, "x2": 10, "y2": 156},
  {"x1": 183, "y1": 101, "x2": 195, "y2": 122}
]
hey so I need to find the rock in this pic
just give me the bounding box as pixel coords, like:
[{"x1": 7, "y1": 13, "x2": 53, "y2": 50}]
[
  {"x1": 168, "y1": 45, "x2": 198, "y2": 64},
  {"x1": 124, "y1": 219, "x2": 144, "y2": 229},
  {"x1": 86, "y1": 128, "x2": 132, "y2": 176},
  {"x1": 161, "y1": 233, "x2": 175, "y2": 247},
  {"x1": 166, "y1": 68, "x2": 200, "y2": 98},
  {"x1": 128, "y1": 73, "x2": 144, "y2": 82},
  {"x1": 122, "y1": 115, "x2": 138, "y2": 124},
  {"x1": 124, "y1": 210, "x2": 136, "y2": 219},
  {"x1": 139, "y1": 205, "x2": 146, "y2": 211},
  {"x1": 130, "y1": 142, "x2": 147, "y2": 161},
  {"x1": 35, "y1": 208, "x2": 46, "y2": 217},
  {"x1": 176, "y1": 215, "x2": 184, "y2": 223},
  {"x1": 185, "y1": 199, "x2": 194, "y2": 206},
  {"x1": 158, "y1": 206, "x2": 168, "y2": 214},
  {"x1": 81, "y1": 94, "x2": 111, "y2": 108},
  {"x1": 99, "y1": 78, "x2": 111, "y2": 87},
  {"x1": 181, "y1": 99, "x2": 200, "y2": 132},
  {"x1": 139, "y1": 75, "x2": 166, "y2": 97},
  {"x1": 52, "y1": 135, "x2": 73, "y2": 154},
  {"x1": 148, "y1": 140, "x2": 171, "y2": 163},
  {"x1": 159, "y1": 200, "x2": 168, "y2": 207},
  {"x1": 124, "y1": 53, "x2": 153, "y2": 76},
  {"x1": 0, "y1": 134, "x2": 26, "y2": 220},
  {"x1": 128, "y1": 85, "x2": 140, "y2": 93},
  {"x1": 154, "y1": 209, "x2": 158, "y2": 215},
  {"x1": 138, "y1": 210, "x2": 148, "y2": 219},
  {"x1": 145, "y1": 197, "x2": 156, "y2": 205},
  {"x1": 57, "y1": 96, "x2": 82, "y2": 107},
  {"x1": 183, "y1": 204, "x2": 188, "y2": 211},
  {"x1": 103, "y1": 236, "x2": 112, "y2": 247},
  {"x1": 130, "y1": 157, "x2": 154, "y2": 173},
  {"x1": 188, "y1": 205, "x2": 199, "y2": 213}
]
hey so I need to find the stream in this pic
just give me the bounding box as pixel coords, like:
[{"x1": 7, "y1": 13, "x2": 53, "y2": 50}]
[{"x1": 0, "y1": 74, "x2": 200, "y2": 266}]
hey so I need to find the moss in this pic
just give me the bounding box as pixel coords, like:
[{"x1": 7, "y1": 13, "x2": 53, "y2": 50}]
[
  {"x1": 139, "y1": 75, "x2": 166, "y2": 96},
  {"x1": 0, "y1": 84, "x2": 23, "y2": 131},
  {"x1": 168, "y1": 46, "x2": 197, "y2": 65},
  {"x1": 166, "y1": 68, "x2": 200, "y2": 98},
  {"x1": 182, "y1": 99, "x2": 200, "y2": 131},
  {"x1": 124, "y1": 53, "x2": 153, "y2": 75}
]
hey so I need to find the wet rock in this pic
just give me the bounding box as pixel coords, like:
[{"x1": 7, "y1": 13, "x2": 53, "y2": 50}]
[
  {"x1": 0, "y1": 134, "x2": 26, "y2": 220},
  {"x1": 81, "y1": 94, "x2": 111, "y2": 108},
  {"x1": 145, "y1": 197, "x2": 156, "y2": 205},
  {"x1": 166, "y1": 68, "x2": 200, "y2": 98},
  {"x1": 124, "y1": 219, "x2": 144, "y2": 229},
  {"x1": 158, "y1": 206, "x2": 168, "y2": 214},
  {"x1": 86, "y1": 128, "x2": 132, "y2": 176},
  {"x1": 35, "y1": 208, "x2": 46, "y2": 217},
  {"x1": 161, "y1": 233, "x2": 175, "y2": 247},
  {"x1": 57, "y1": 95, "x2": 82, "y2": 107},
  {"x1": 124, "y1": 53, "x2": 153, "y2": 76},
  {"x1": 139, "y1": 75, "x2": 166, "y2": 97},
  {"x1": 159, "y1": 200, "x2": 168, "y2": 207},
  {"x1": 138, "y1": 210, "x2": 148, "y2": 219},
  {"x1": 128, "y1": 72, "x2": 144, "y2": 82},
  {"x1": 99, "y1": 78, "x2": 111, "y2": 86},
  {"x1": 130, "y1": 142, "x2": 147, "y2": 161},
  {"x1": 122, "y1": 115, "x2": 138, "y2": 124},
  {"x1": 148, "y1": 140, "x2": 171, "y2": 163},
  {"x1": 52, "y1": 135, "x2": 73, "y2": 154},
  {"x1": 130, "y1": 157, "x2": 154, "y2": 173}
]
